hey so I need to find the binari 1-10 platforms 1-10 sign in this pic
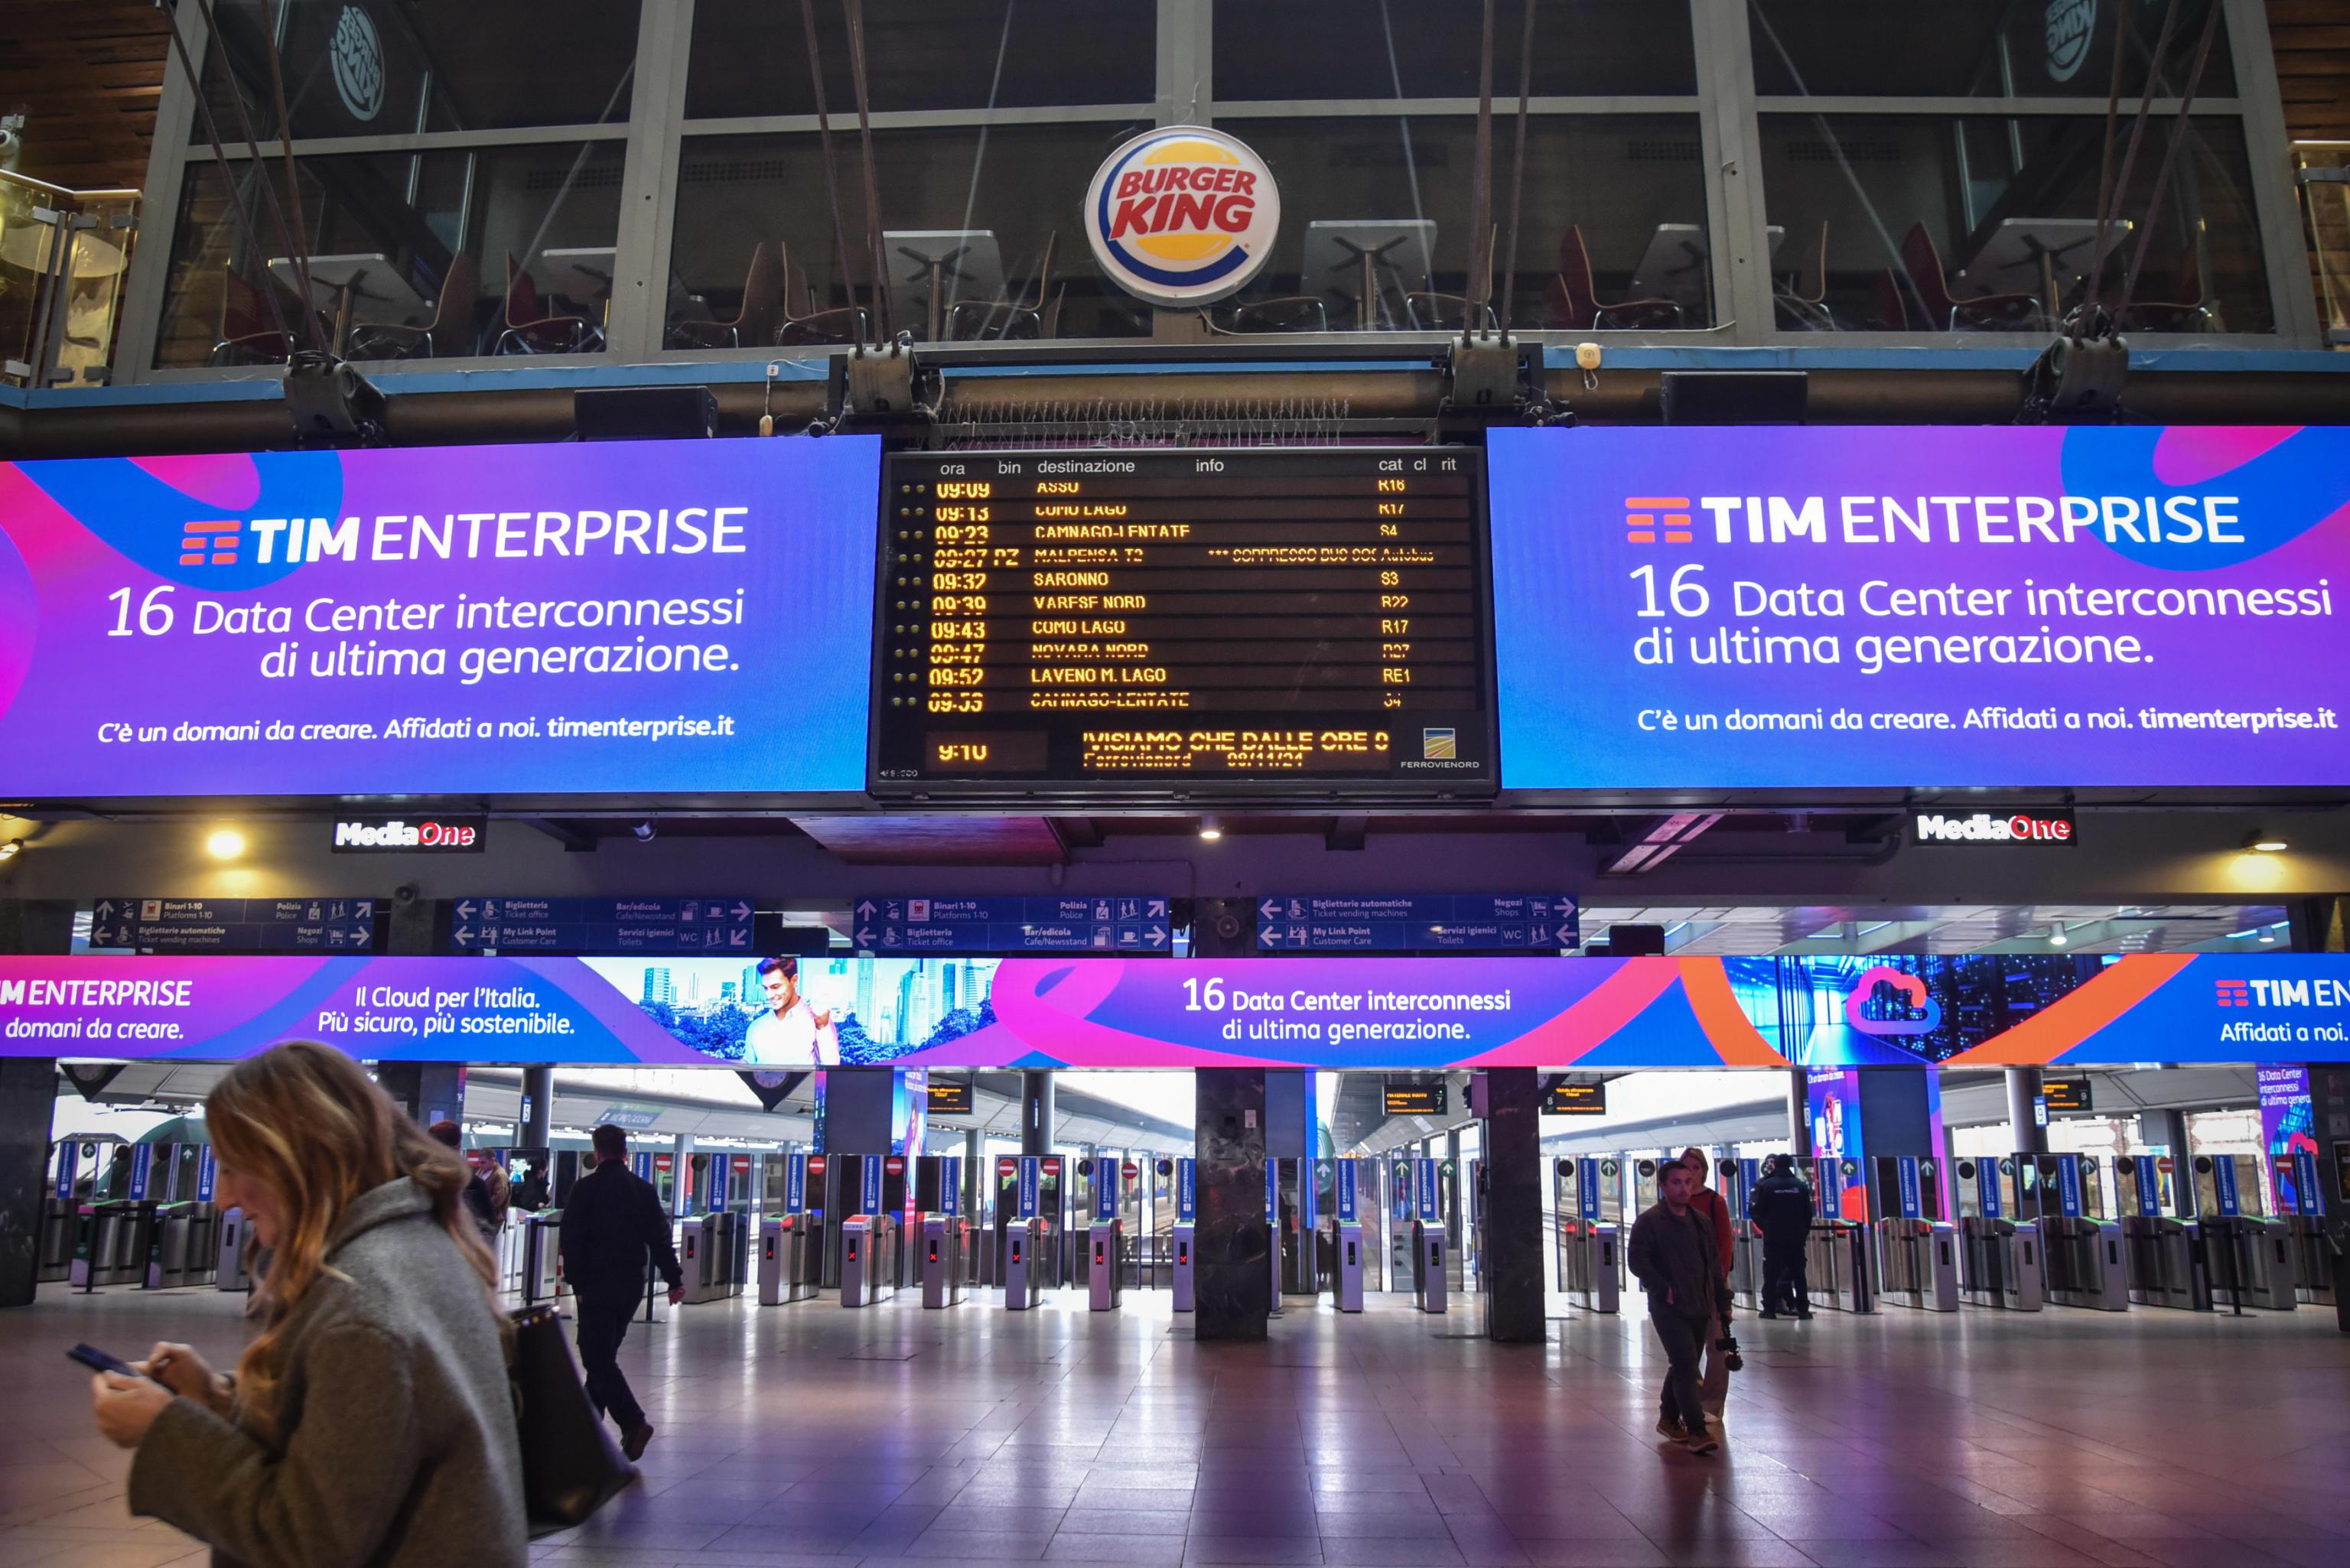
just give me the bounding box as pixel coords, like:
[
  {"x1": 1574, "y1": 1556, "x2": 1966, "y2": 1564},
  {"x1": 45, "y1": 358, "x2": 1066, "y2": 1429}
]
[
  {"x1": 0, "y1": 436, "x2": 881, "y2": 801},
  {"x1": 1486, "y1": 425, "x2": 2350, "y2": 790}
]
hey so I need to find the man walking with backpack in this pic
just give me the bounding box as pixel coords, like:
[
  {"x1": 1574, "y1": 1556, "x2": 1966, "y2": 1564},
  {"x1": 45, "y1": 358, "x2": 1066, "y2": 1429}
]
[
  {"x1": 1629, "y1": 1160, "x2": 1732, "y2": 1456},
  {"x1": 558, "y1": 1125, "x2": 685, "y2": 1460}
]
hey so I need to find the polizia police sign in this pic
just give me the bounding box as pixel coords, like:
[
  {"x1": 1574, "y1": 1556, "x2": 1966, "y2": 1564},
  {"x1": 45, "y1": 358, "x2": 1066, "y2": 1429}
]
[{"x1": 1085, "y1": 126, "x2": 1281, "y2": 309}]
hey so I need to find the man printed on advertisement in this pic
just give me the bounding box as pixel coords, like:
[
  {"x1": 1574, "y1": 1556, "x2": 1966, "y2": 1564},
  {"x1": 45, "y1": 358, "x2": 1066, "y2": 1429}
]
[{"x1": 744, "y1": 955, "x2": 838, "y2": 1066}]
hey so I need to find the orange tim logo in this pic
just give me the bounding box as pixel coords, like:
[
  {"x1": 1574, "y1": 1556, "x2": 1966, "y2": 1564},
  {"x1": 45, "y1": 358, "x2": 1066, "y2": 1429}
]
[
  {"x1": 179, "y1": 519, "x2": 240, "y2": 566},
  {"x1": 1624, "y1": 496, "x2": 1692, "y2": 545}
]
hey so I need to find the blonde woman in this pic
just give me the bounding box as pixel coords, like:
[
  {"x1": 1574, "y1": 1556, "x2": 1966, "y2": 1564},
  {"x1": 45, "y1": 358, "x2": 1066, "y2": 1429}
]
[{"x1": 88, "y1": 1043, "x2": 528, "y2": 1568}]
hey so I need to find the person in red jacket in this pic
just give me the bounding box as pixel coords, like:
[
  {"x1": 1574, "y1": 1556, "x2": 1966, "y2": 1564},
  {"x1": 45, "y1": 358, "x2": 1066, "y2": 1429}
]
[{"x1": 1678, "y1": 1147, "x2": 1736, "y2": 1419}]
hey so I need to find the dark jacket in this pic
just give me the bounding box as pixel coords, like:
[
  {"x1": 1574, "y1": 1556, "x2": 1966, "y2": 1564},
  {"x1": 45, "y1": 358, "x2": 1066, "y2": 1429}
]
[
  {"x1": 1627, "y1": 1200, "x2": 1732, "y2": 1320},
  {"x1": 1688, "y1": 1185, "x2": 1736, "y2": 1274},
  {"x1": 128, "y1": 1178, "x2": 526, "y2": 1568},
  {"x1": 461, "y1": 1171, "x2": 496, "y2": 1238},
  {"x1": 1748, "y1": 1171, "x2": 1816, "y2": 1248},
  {"x1": 558, "y1": 1159, "x2": 683, "y2": 1300}
]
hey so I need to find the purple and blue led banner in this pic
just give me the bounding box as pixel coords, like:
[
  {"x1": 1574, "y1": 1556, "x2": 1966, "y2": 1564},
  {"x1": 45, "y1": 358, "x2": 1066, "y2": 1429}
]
[
  {"x1": 1489, "y1": 425, "x2": 2350, "y2": 789},
  {"x1": 0, "y1": 436, "x2": 880, "y2": 799}
]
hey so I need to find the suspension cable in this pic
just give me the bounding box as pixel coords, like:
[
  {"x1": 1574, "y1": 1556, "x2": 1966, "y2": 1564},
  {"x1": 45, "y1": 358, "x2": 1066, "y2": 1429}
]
[
  {"x1": 1497, "y1": 0, "x2": 1537, "y2": 341},
  {"x1": 2116, "y1": 1, "x2": 2224, "y2": 322},
  {"x1": 1465, "y1": 0, "x2": 1495, "y2": 340},
  {"x1": 189, "y1": 0, "x2": 328, "y2": 354},
  {"x1": 841, "y1": 0, "x2": 895, "y2": 342},
  {"x1": 799, "y1": 0, "x2": 873, "y2": 347},
  {"x1": 156, "y1": 0, "x2": 295, "y2": 349},
  {"x1": 2081, "y1": 0, "x2": 2182, "y2": 324}
]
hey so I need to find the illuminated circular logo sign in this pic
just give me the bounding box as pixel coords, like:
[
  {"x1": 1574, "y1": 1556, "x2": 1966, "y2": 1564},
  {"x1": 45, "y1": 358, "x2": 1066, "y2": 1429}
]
[
  {"x1": 1084, "y1": 125, "x2": 1280, "y2": 309},
  {"x1": 2044, "y1": 0, "x2": 2096, "y2": 84},
  {"x1": 330, "y1": 5, "x2": 386, "y2": 121}
]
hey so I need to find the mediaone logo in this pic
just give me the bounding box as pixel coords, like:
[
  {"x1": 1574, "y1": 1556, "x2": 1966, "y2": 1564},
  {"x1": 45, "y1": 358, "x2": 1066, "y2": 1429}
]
[
  {"x1": 2045, "y1": 0, "x2": 2097, "y2": 84},
  {"x1": 330, "y1": 815, "x2": 484, "y2": 852},
  {"x1": 1085, "y1": 126, "x2": 1280, "y2": 308},
  {"x1": 330, "y1": 5, "x2": 386, "y2": 121},
  {"x1": 1913, "y1": 810, "x2": 2076, "y2": 846}
]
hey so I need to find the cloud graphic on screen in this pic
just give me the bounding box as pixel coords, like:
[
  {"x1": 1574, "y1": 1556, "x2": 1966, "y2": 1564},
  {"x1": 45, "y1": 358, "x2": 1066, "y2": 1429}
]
[{"x1": 1844, "y1": 965, "x2": 1942, "y2": 1036}]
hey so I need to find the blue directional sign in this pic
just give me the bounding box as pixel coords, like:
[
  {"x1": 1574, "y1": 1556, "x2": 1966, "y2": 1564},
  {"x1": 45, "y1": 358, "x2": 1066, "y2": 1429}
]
[
  {"x1": 785, "y1": 1153, "x2": 807, "y2": 1215},
  {"x1": 90, "y1": 896, "x2": 376, "y2": 952},
  {"x1": 1176, "y1": 1157, "x2": 1196, "y2": 1222},
  {"x1": 1254, "y1": 894, "x2": 1578, "y2": 951},
  {"x1": 851, "y1": 895, "x2": 1173, "y2": 955},
  {"x1": 448, "y1": 896, "x2": 753, "y2": 952}
]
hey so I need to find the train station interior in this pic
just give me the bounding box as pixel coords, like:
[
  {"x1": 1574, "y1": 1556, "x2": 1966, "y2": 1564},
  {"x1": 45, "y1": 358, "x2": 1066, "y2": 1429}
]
[{"x1": 5, "y1": 2, "x2": 2350, "y2": 1566}]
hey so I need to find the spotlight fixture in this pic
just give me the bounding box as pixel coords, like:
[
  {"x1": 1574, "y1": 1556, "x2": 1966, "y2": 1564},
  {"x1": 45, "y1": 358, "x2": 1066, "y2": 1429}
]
[
  {"x1": 633, "y1": 820, "x2": 658, "y2": 843},
  {"x1": 204, "y1": 828, "x2": 246, "y2": 860},
  {"x1": 1197, "y1": 815, "x2": 1224, "y2": 841},
  {"x1": 2243, "y1": 832, "x2": 2288, "y2": 853},
  {"x1": 2048, "y1": 923, "x2": 2068, "y2": 947},
  {"x1": 0, "y1": 838, "x2": 21, "y2": 860}
]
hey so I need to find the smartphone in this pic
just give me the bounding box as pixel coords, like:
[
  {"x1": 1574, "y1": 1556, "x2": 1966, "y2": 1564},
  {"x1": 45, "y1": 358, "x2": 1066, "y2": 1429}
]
[{"x1": 67, "y1": 1343, "x2": 144, "y2": 1379}]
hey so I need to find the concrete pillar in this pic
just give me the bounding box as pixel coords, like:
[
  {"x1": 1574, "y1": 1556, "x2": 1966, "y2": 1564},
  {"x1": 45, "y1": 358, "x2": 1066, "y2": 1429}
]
[
  {"x1": 0, "y1": 901, "x2": 73, "y2": 1309},
  {"x1": 1479, "y1": 1068, "x2": 1544, "y2": 1342},
  {"x1": 2155, "y1": 1108, "x2": 2195, "y2": 1216},
  {"x1": 1788, "y1": 1068, "x2": 1813, "y2": 1158},
  {"x1": 1193, "y1": 1066, "x2": 1269, "y2": 1341},
  {"x1": 521, "y1": 1065, "x2": 553, "y2": 1148},
  {"x1": 2006, "y1": 1066, "x2": 2049, "y2": 1156},
  {"x1": 377, "y1": 1062, "x2": 467, "y2": 1129},
  {"x1": 1020, "y1": 1070, "x2": 1055, "y2": 1156}
]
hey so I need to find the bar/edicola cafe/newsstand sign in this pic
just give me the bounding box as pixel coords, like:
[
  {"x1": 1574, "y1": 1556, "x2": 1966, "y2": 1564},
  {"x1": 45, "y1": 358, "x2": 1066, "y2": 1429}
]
[{"x1": 1912, "y1": 808, "x2": 2075, "y2": 846}]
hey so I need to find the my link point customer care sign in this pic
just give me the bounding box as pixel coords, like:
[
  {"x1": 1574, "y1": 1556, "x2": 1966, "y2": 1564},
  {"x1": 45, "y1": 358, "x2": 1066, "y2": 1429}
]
[
  {"x1": 1489, "y1": 425, "x2": 2350, "y2": 789},
  {"x1": 0, "y1": 437, "x2": 880, "y2": 798}
]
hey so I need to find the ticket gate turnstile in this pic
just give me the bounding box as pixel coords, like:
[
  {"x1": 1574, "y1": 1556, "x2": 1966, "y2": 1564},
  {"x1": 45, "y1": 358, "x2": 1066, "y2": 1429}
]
[
  {"x1": 1952, "y1": 1157, "x2": 2040, "y2": 1309},
  {"x1": 760, "y1": 1213, "x2": 819, "y2": 1306},
  {"x1": 1805, "y1": 1219, "x2": 1876, "y2": 1313},
  {"x1": 2026, "y1": 1156, "x2": 2128, "y2": 1313},
  {"x1": 1003, "y1": 1216, "x2": 1042, "y2": 1310},
  {"x1": 1088, "y1": 1221, "x2": 1123, "y2": 1310},
  {"x1": 1720, "y1": 1159, "x2": 1764, "y2": 1310},
  {"x1": 144, "y1": 1201, "x2": 219, "y2": 1290},
  {"x1": 1414, "y1": 1222, "x2": 1448, "y2": 1314},
  {"x1": 1870, "y1": 1157, "x2": 1958, "y2": 1312},
  {"x1": 1170, "y1": 1222, "x2": 1195, "y2": 1311},
  {"x1": 840, "y1": 1215, "x2": 899, "y2": 1306},
  {"x1": 1336, "y1": 1221, "x2": 1365, "y2": 1312},
  {"x1": 215, "y1": 1206, "x2": 252, "y2": 1292},
  {"x1": 678, "y1": 1215, "x2": 725, "y2": 1305},
  {"x1": 2191, "y1": 1154, "x2": 2298, "y2": 1311},
  {"x1": 925, "y1": 1215, "x2": 966, "y2": 1308},
  {"x1": 522, "y1": 1211, "x2": 561, "y2": 1303},
  {"x1": 2114, "y1": 1153, "x2": 2207, "y2": 1310}
]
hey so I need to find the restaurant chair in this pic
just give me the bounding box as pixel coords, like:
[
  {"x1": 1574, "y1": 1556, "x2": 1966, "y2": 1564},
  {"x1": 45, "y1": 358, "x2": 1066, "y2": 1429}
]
[
  {"x1": 1201, "y1": 294, "x2": 1331, "y2": 333},
  {"x1": 1548, "y1": 226, "x2": 1683, "y2": 330},
  {"x1": 668, "y1": 242, "x2": 781, "y2": 350},
  {"x1": 773, "y1": 250, "x2": 871, "y2": 346},
  {"x1": 948, "y1": 233, "x2": 1059, "y2": 340},
  {"x1": 1404, "y1": 292, "x2": 1498, "y2": 333},
  {"x1": 346, "y1": 252, "x2": 481, "y2": 360},
  {"x1": 496, "y1": 253, "x2": 604, "y2": 355},
  {"x1": 208, "y1": 265, "x2": 313, "y2": 366},
  {"x1": 2114, "y1": 248, "x2": 2218, "y2": 333},
  {"x1": 1774, "y1": 222, "x2": 1836, "y2": 330},
  {"x1": 1899, "y1": 222, "x2": 2039, "y2": 331}
]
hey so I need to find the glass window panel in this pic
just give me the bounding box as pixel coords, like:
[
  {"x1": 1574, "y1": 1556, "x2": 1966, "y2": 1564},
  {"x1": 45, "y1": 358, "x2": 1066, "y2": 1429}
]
[
  {"x1": 157, "y1": 142, "x2": 627, "y2": 366},
  {"x1": 666, "y1": 123, "x2": 1156, "y2": 348},
  {"x1": 194, "y1": 0, "x2": 640, "y2": 140},
  {"x1": 1213, "y1": 1, "x2": 1695, "y2": 100},
  {"x1": 1749, "y1": 0, "x2": 2234, "y2": 99},
  {"x1": 685, "y1": 1, "x2": 1155, "y2": 119},
  {"x1": 1756, "y1": 114, "x2": 2271, "y2": 333},
  {"x1": 1213, "y1": 115, "x2": 1714, "y2": 331}
]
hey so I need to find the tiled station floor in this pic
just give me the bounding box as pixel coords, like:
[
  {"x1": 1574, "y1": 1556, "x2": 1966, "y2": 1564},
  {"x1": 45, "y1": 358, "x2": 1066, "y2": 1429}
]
[{"x1": 5, "y1": 1282, "x2": 2346, "y2": 1568}]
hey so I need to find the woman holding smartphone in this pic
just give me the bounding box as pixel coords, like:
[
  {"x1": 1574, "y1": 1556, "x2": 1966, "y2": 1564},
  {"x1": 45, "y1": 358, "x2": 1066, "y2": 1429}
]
[{"x1": 88, "y1": 1041, "x2": 528, "y2": 1568}]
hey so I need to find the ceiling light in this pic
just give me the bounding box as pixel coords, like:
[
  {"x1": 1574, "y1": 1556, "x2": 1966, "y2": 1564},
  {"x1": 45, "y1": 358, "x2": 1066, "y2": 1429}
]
[
  {"x1": 1198, "y1": 815, "x2": 1223, "y2": 841},
  {"x1": 204, "y1": 828, "x2": 246, "y2": 860},
  {"x1": 2258, "y1": 930, "x2": 2277, "y2": 944},
  {"x1": 2048, "y1": 923, "x2": 2068, "y2": 947},
  {"x1": 0, "y1": 838, "x2": 20, "y2": 861},
  {"x1": 2244, "y1": 832, "x2": 2288, "y2": 853}
]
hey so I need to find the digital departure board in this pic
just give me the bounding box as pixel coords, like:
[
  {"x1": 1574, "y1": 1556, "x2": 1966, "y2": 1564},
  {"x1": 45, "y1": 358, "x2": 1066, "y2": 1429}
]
[
  {"x1": 1544, "y1": 1081, "x2": 1606, "y2": 1115},
  {"x1": 1384, "y1": 1082, "x2": 1447, "y2": 1116},
  {"x1": 2040, "y1": 1074, "x2": 2093, "y2": 1114},
  {"x1": 926, "y1": 1078, "x2": 976, "y2": 1117},
  {"x1": 871, "y1": 450, "x2": 1495, "y2": 794}
]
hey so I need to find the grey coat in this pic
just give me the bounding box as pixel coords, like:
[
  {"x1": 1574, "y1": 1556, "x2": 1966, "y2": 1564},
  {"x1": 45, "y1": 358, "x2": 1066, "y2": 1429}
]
[{"x1": 128, "y1": 1177, "x2": 528, "y2": 1568}]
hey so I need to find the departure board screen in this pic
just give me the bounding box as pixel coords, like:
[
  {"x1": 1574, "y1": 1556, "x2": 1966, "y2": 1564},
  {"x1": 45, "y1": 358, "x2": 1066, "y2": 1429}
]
[{"x1": 871, "y1": 449, "x2": 1495, "y2": 794}]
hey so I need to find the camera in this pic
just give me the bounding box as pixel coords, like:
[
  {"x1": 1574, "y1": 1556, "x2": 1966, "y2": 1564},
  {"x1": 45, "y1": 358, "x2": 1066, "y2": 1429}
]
[{"x1": 1717, "y1": 1333, "x2": 1743, "y2": 1373}]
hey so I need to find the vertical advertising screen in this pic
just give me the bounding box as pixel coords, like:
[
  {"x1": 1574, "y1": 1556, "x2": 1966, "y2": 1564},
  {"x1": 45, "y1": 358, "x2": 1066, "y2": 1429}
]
[
  {"x1": 0, "y1": 436, "x2": 880, "y2": 799},
  {"x1": 1489, "y1": 425, "x2": 2350, "y2": 790},
  {"x1": 2257, "y1": 1065, "x2": 2316, "y2": 1215}
]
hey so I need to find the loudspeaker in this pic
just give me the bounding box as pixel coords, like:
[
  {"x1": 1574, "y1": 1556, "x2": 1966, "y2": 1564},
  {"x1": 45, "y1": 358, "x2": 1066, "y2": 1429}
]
[
  {"x1": 574, "y1": 385, "x2": 718, "y2": 441},
  {"x1": 1660, "y1": 370, "x2": 1808, "y2": 425}
]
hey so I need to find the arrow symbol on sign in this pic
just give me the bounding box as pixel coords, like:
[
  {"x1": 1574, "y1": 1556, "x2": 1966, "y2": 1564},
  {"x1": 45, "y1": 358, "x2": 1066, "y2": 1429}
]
[
  {"x1": 728, "y1": 929, "x2": 747, "y2": 946},
  {"x1": 95, "y1": 900, "x2": 115, "y2": 919},
  {"x1": 1147, "y1": 926, "x2": 1167, "y2": 947},
  {"x1": 1261, "y1": 927, "x2": 1281, "y2": 945},
  {"x1": 354, "y1": 901, "x2": 373, "y2": 919},
  {"x1": 1258, "y1": 899, "x2": 1279, "y2": 921},
  {"x1": 855, "y1": 928, "x2": 875, "y2": 947},
  {"x1": 454, "y1": 927, "x2": 474, "y2": 944},
  {"x1": 734, "y1": 901, "x2": 753, "y2": 921},
  {"x1": 456, "y1": 900, "x2": 476, "y2": 920},
  {"x1": 352, "y1": 929, "x2": 372, "y2": 948},
  {"x1": 1147, "y1": 899, "x2": 1167, "y2": 917},
  {"x1": 856, "y1": 899, "x2": 877, "y2": 919}
]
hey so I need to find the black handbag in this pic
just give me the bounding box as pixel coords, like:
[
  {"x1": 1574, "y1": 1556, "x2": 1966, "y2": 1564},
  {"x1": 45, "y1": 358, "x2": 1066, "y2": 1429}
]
[{"x1": 506, "y1": 1303, "x2": 636, "y2": 1529}]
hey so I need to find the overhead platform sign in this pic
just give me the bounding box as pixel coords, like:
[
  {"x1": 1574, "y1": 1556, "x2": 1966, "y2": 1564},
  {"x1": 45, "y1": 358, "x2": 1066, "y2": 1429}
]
[
  {"x1": 448, "y1": 896, "x2": 754, "y2": 952},
  {"x1": 89, "y1": 896, "x2": 375, "y2": 952},
  {"x1": 0, "y1": 436, "x2": 880, "y2": 801},
  {"x1": 852, "y1": 896, "x2": 1172, "y2": 954},
  {"x1": 1488, "y1": 425, "x2": 2350, "y2": 790},
  {"x1": 5, "y1": 952, "x2": 2348, "y2": 1069},
  {"x1": 1255, "y1": 894, "x2": 1577, "y2": 951}
]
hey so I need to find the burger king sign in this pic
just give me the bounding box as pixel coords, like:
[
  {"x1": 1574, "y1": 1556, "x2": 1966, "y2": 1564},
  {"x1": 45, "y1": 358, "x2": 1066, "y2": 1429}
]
[{"x1": 1085, "y1": 125, "x2": 1281, "y2": 309}]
